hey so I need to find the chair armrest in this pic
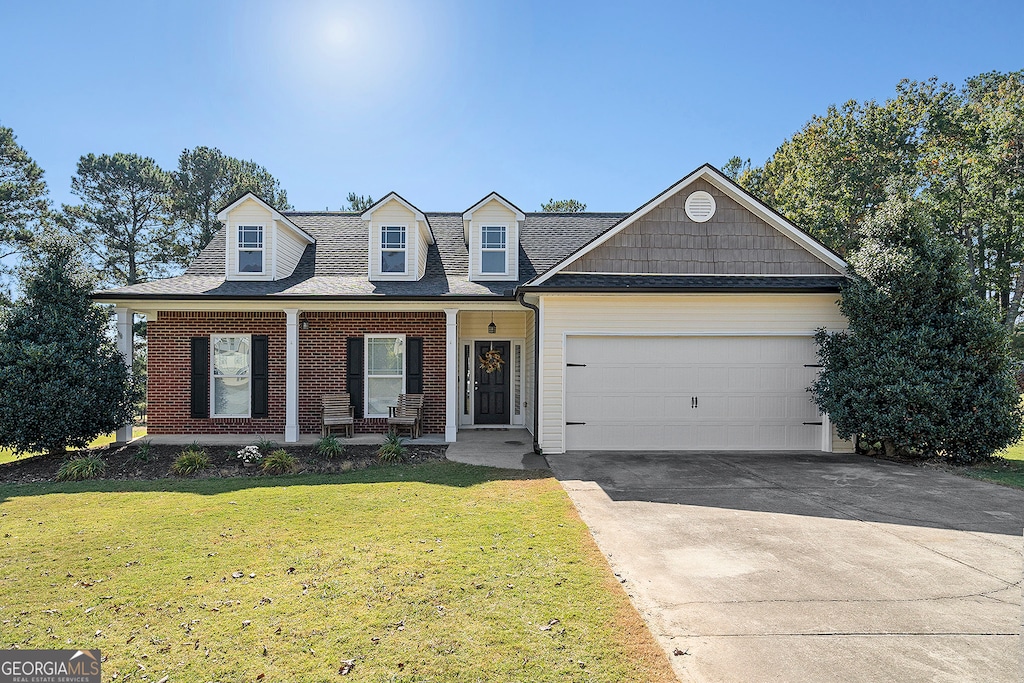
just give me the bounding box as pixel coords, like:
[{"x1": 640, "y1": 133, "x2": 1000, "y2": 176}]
[{"x1": 388, "y1": 405, "x2": 397, "y2": 417}]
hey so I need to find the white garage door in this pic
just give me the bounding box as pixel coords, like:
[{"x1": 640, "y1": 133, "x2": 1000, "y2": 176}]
[{"x1": 564, "y1": 336, "x2": 823, "y2": 451}]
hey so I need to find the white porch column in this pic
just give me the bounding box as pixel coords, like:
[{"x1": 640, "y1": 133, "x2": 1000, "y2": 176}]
[
  {"x1": 821, "y1": 412, "x2": 833, "y2": 453},
  {"x1": 284, "y1": 308, "x2": 300, "y2": 443},
  {"x1": 444, "y1": 308, "x2": 459, "y2": 442},
  {"x1": 115, "y1": 307, "x2": 134, "y2": 443}
]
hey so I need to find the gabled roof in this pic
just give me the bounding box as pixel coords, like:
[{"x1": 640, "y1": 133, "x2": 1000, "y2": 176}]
[
  {"x1": 360, "y1": 191, "x2": 434, "y2": 245},
  {"x1": 528, "y1": 164, "x2": 847, "y2": 286},
  {"x1": 215, "y1": 192, "x2": 316, "y2": 244},
  {"x1": 462, "y1": 192, "x2": 526, "y2": 221}
]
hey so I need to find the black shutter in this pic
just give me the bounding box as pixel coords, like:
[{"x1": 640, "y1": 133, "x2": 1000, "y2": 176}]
[
  {"x1": 406, "y1": 337, "x2": 423, "y2": 394},
  {"x1": 190, "y1": 337, "x2": 210, "y2": 419},
  {"x1": 251, "y1": 335, "x2": 269, "y2": 419},
  {"x1": 347, "y1": 337, "x2": 364, "y2": 419}
]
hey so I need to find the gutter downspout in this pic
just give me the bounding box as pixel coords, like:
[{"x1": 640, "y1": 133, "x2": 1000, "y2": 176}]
[{"x1": 516, "y1": 290, "x2": 542, "y2": 454}]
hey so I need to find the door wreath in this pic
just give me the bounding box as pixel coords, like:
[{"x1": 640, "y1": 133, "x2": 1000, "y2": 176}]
[{"x1": 479, "y1": 348, "x2": 505, "y2": 373}]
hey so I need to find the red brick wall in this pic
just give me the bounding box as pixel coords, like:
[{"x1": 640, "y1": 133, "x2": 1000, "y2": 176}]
[
  {"x1": 147, "y1": 311, "x2": 287, "y2": 435},
  {"x1": 147, "y1": 310, "x2": 447, "y2": 436},
  {"x1": 298, "y1": 311, "x2": 446, "y2": 435}
]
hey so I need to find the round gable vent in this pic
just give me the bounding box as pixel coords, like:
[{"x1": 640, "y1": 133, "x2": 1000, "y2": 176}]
[{"x1": 685, "y1": 190, "x2": 716, "y2": 223}]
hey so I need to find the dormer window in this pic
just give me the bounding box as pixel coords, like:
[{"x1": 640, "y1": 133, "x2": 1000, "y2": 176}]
[
  {"x1": 481, "y1": 225, "x2": 507, "y2": 274},
  {"x1": 381, "y1": 225, "x2": 407, "y2": 273},
  {"x1": 238, "y1": 225, "x2": 264, "y2": 273}
]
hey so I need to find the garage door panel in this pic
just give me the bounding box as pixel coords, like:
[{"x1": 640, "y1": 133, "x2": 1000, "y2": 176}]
[{"x1": 565, "y1": 335, "x2": 823, "y2": 451}]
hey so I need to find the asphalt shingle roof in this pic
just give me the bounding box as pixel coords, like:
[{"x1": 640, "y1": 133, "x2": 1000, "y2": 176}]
[
  {"x1": 528, "y1": 274, "x2": 847, "y2": 292},
  {"x1": 98, "y1": 211, "x2": 627, "y2": 299}
]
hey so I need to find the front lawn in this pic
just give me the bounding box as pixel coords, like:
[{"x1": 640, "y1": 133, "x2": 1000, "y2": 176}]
[
  {"x1": 962, "y1": 440, "x2": 1024, "y2": 489},
  {"x1": 0, "y1": 462, "x2": 674, "y2": 681},
  {"x1": 0, "y1": 427, "x2": 148, "y2": 465}
]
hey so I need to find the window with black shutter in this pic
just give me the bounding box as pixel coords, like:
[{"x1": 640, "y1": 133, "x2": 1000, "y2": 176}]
[
  {"x1": 190, "y1": 337, "x2": 210, "y2": 418},
  {"x1": 251, "y1": 335, "x2": 269, "y2": 418},
  {"x1": 406, "y1": 337, "x2": 423, "y2": 394}
]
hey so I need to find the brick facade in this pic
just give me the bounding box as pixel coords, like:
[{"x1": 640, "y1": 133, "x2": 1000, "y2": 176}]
[
  {"x1": 298, "y1": 311, "x2": 446, "y2": 435},
  {"x1": 146, "y1": 310, "x2": 446, "y2": 436}
]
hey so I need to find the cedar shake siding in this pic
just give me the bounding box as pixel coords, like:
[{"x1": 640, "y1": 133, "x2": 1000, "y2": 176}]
[
  {"x1": 147, "y1": 310, "x2": 446, "y2": 436},
  {"x1": 564, "y1": 179, "x2": 842, "y2": 275}
]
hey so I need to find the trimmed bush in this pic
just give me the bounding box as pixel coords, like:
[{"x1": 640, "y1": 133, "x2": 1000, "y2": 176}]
[
  {"x1": 315, "y1": 435, "x2": 345, "y2": 460},
  {"x1": 172, "y1": 446, "x2": 211, "y2": 476},
  {"x1": 56, "y1": 454, "x2": 105, "y2": 481},
  {"x1": 262, "y1": 449, "x2": 297, "y2": 475}
]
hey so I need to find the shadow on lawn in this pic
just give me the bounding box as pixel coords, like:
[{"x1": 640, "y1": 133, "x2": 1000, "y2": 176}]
[{"x1": 0, "y1": 461, "x2": 551, "y2": 503}]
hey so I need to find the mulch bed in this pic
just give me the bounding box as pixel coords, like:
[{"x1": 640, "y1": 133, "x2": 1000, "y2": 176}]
[{"x1": 0, "y1": 441, "x2": 448, "y2": 485}]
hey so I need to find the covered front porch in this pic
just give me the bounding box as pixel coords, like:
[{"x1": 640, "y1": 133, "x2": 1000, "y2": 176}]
[{"x1": 110, "y1": 303, "x2": 536, "y2": 445}]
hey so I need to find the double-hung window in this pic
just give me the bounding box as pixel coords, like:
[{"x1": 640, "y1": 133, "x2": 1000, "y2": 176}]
[
  {"x1": 212, "y1": 335, "x2": 251, "y2": 417},
  {"x1": 238, "y1": 225, "x2": 264, "y2": 273},
  {"x1": 481, "y1": 225, "x2": 507, "y2": 274},
  {"x1": 381, "y1": 225, "x2": 407, "y2": 273},
  {"x1": 365, "y1": 334, "x2": 405, "y2": 417}
]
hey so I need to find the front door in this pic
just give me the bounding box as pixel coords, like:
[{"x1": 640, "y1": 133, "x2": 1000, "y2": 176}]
[{"x1": 474, "y1": 340, "x2": 511, "y2": 424}]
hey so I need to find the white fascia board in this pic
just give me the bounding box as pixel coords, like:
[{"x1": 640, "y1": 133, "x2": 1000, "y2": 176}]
[
  {"x1": 216, "y1": 192, "x2": 315, "y2": 244},
  {"x1": 528, "y1": 164, "x2": 848, "y2": 286},
  {"x1": 360, "y1": 192, "x2": 426, "y2": 223},
  {"x1": 462, "y1": 192, "x2": 526, "y2": 222}
]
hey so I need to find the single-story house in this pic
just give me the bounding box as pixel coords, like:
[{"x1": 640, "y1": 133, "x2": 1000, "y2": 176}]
[{"x1": 94, "y1": 164, "x2": 853, "y2": 454}]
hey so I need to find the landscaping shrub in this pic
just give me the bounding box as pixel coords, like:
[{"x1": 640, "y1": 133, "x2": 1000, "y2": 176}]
[
  {"x1": 172, "y1": 446, "x2": 211, "y2": 476},
  {"x1": 56, "y1": 454, "x2": 105, "y2": 481},
  {"x1": 253, "y1": 438, "x2": 278, "y2": 453},
  {"x1": 236, "y1": 444, "x2": 263, "y2": 466},
  {"x1": 315, "y1": 434, "x2": 345, "y2": 459},
  {"x1": 262, "y1": 449, "x2": 297, "y2": 474},
  {"x1": 377, "y1": 431, "x2": 407, "y2": 463},
  {"x1": 132, "y1": 440, "x2": 152, "y2": 463}
]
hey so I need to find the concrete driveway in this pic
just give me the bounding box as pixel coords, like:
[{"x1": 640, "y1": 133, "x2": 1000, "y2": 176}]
[{"x1": 547, "y1": 451, "x2": 1024, "y2": 683}]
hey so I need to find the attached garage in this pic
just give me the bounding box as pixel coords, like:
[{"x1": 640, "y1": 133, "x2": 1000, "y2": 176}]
[{"x1": 564, "y1": 335, "x2": 825, "y2": 451}]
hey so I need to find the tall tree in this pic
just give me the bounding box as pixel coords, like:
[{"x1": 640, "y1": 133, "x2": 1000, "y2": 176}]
[
  {"x1": 740, "y1": 98, "x2": 919, "y2": 255},
  {"x1": 345, "y1": 192, "x2": 375, "y2": 212},
  {"x1": 541, "y1": 198, "x2": 587, "y2": 212},
  {"x1": 0, "y1": 232, "x2": 135, "y2": 455},
  {"x1": 169, "y1": 147, "x2": 291, "y2": 264},
  {"x1": 0, "y1": 125, "x2": 49, "y2": 257},
  {"x1": 61, "y1": 152, "x2": 175, "y2": 286},
  {"x1": 809, "y1": 198, "x2": 1021, "y2": 464}
]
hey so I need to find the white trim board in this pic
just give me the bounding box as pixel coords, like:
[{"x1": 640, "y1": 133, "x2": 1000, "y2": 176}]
[{"x1": 529, "y1": 164, "x2": 848, "y2": 286}]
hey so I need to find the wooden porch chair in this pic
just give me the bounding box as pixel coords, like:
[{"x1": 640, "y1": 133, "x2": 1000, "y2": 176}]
[
  {"x1": 387, "y1": 393, "x2": 424, "y2": 438},
  {"x1": 322, "y1": 393, "x2": 355, "y2": 438}
]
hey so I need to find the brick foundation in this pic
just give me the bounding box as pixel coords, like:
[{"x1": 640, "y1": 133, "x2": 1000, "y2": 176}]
[{"x1": 147, "y1": 310, "x2": 447, "y2": 436}]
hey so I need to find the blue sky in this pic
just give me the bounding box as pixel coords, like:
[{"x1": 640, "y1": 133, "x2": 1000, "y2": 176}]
[{"x1": 2, "y1": 0, "x2": 1022, "y2": 213}]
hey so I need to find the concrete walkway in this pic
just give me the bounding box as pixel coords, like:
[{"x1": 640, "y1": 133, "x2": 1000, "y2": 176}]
[
  {"x1": 547, "y1": 450, "x2": 1024, "y2": 683},
  {"x1": 445, "y1": 428, "x2": 549, "y2": 470}
]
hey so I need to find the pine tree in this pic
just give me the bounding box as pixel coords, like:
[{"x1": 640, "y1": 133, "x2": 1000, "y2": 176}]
[
  {"x1": 0, "y1": 233, "x2": 136, "y2": 455},
  {"x1": 810, "y1": 198, "x2": 1022, "y2": 464}
]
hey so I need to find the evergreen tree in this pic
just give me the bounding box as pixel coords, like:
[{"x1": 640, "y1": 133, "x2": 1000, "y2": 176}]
[
  {"x1": 0, "y1": 233, "x2": 135, "y2": 455},
  {"x1": 810, "y1": 198, "x2": 1022, "y2": 464},
  {"x1": 540, "y1": 198, "x2": 586, "y2": 212}
]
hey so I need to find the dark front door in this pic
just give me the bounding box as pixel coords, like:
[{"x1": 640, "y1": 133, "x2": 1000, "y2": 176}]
[{"x1": 474, "y1": 340, "x2": 511, "y2": 424}]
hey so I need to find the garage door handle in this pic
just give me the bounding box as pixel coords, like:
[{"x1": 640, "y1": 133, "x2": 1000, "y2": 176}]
[
  {"x1": 803, "y1": 421, "x2": 823, "y2": 425},
  {"x1": 566, "y1": 363, "x2": 587, "y2": 367},
  {"x1": 804, "y1": 364, "x2": 823, "y2": 368},
  {"x1": 566, "y1": 421, "x2": 586, "y2": 425}
]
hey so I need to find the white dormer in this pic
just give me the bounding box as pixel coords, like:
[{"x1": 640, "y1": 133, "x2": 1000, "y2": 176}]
[
  {"x1": 362, "y1": 192, "x2": 434, "y2": 281},
  {"x1": 462, "y1": 192, "x2": 523, "y2": 282},
  {"x1": 217, "y1": 193, "x2": 315, "y2": 281}
]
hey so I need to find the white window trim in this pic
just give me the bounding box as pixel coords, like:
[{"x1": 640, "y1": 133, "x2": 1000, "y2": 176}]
[
  {"x1": 210, "y1": 334, "x2": 252, "y2": 418},
  {"x1": 380, "y1": 224, "x2": 408, "y2": 275},
  {"x1": 364, "y1": 333, "x2": 407, "y2": 418},
  {"x1": 237, "y1": 224, "x2": 265, "y2": 275},
  {"x1": 480, "y1": 224, "x2": 508, "y2": 275}
]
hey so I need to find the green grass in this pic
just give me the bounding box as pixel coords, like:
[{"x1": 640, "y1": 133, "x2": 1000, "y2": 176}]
[
  {"x1": 0, "y1": 427, "x2": 148, "y2": 465},
  {"x1": 963, "y1": 439, "x2": 1024, "y2": 488},
  {"x1": 0, "y1": 462, "x2": 674, "y2": 682}
]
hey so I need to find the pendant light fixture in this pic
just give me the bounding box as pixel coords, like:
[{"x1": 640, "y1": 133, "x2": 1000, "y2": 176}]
[{"x1": 487, "y1": 311, "x2": 496, "y2": 335}]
